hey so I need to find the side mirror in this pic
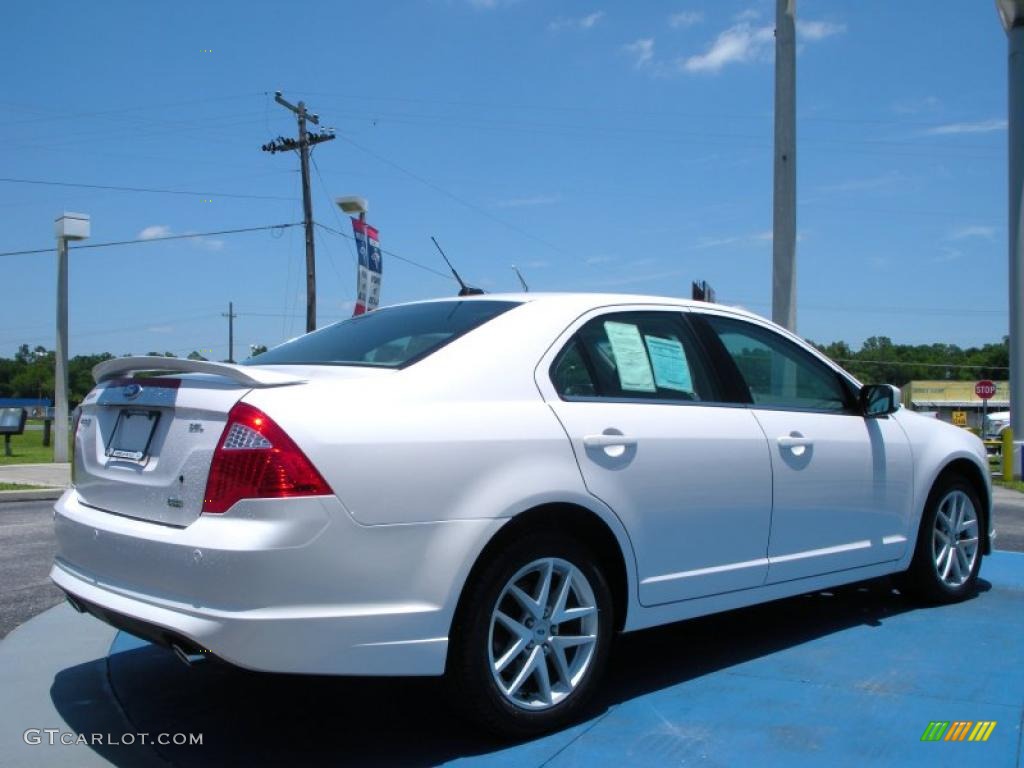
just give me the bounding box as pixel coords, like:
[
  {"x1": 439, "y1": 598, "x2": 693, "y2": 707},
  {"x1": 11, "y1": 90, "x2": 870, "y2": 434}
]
[{"x1": 860, "y1": 384, "x2": 900, "y2": 418}]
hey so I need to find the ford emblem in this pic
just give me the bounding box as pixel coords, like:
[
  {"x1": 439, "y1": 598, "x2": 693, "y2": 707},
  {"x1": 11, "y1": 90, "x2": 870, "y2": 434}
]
[{"x1": 123, "y1": 383, "x2": 143, "y2": 400}]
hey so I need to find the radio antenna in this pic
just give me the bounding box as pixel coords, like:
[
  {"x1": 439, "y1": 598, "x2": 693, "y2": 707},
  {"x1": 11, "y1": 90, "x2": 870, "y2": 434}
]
[
  {"x1": 511, "y1": 265, "x2": 529, "y2": 292},
  {"x1": 431, "y1": 236, "x2": 484, "y2": 296}
]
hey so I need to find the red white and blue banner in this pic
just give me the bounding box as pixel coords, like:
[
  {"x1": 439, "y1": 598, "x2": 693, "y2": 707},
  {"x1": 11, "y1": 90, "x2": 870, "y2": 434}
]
[{"x1": 352, "y1": 218, "x2": 383, "y2": 316}]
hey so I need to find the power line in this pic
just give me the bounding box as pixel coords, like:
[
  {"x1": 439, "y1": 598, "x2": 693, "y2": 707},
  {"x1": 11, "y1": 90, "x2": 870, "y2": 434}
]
[
  {"x1": 300, "y1": 90, "x2": 1000, "y2": 131},
  {"x1": 334, "y1": 133, "x2": 578, "y2": 259},
  {"x1": 309, "y1": 153, "x2": 357, "y2": 266},
  {"x1": 0, "y1": 93, "x2": 262, "y2": 127},
  {"x1": 0, "y1": 176, "x2": 295, "y2": 201},
  {"x1": 0, "y1": 222, "x2": 303, "y2": 258},
  {"x1": 313, "y1": 222, "x2": 453, "y2": 280},
  {"x1": 321, "y1": 107, "x2": 1002, "y2": 156}
]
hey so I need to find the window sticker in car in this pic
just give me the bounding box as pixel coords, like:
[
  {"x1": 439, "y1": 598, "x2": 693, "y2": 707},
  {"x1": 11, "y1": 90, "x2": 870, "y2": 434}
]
[
  {"x1": 644, "y1": 335, "x2": 693, "y2": 393},
  {"x1": 603, "y1": 321, "x2": 656, "y2": 392}
]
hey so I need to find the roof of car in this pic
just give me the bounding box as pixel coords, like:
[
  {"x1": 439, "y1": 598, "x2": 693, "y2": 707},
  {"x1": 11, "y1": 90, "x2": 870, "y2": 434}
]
[{"x1": 391, "y1": 292, "x2": 766, "y2": 322}]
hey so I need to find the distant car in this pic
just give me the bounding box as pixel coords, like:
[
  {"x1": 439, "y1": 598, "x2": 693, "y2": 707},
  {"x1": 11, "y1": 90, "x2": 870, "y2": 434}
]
[
  {"x1": 51, "y1": 294, "x2": 993, "y2": 736},
  {"x1": 984, "y1": 410, "x2": 1011, "y2": 440}
]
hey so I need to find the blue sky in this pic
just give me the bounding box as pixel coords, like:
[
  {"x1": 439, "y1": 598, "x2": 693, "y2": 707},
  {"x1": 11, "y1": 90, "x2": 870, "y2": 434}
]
[{"x1": 0, "y1": 0, "x2": 1011, "y2": 360}]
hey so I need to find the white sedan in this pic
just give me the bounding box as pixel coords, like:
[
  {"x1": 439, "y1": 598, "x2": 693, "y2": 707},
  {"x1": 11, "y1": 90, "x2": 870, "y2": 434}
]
[{"x1": 52, "y1": 293, "x2": 992, "y2": 736}]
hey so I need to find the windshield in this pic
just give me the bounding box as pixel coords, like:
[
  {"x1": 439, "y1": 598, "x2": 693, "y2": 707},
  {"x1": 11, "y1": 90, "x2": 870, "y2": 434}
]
[{"x1": 245, "y1": 300, "x2": 521, "y2": 368}]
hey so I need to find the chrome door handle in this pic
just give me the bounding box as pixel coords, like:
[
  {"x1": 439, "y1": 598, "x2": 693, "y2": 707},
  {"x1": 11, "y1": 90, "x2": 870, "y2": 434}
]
[
  {"x1": 777, "y1": 435, "x2": 812, "y2": 448},
  {"x1": 583, "y1": 434, "x2": 637, "y2": 448}
]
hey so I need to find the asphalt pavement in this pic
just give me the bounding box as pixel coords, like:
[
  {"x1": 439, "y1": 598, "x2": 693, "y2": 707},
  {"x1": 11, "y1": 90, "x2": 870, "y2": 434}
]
[
  {"x1": 0, "y1": 500, "x2": 63, "y2": 638},
  {"x1": 2, "y1": 488, "x2": 1023, "y2": 639}
]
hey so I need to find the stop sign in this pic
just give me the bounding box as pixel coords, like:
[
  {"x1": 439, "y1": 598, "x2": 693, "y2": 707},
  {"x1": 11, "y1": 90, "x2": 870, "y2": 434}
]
[{"x1": 975, "y1": 380, "x2": 997, "y2": 400}]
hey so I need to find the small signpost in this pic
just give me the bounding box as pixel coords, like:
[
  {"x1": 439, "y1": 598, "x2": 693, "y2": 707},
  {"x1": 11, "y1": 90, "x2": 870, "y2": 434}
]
[
  {"x1": 976, "y1": 380, "x2": 996, "y2": 435},
  {"x1": 0, "y1": 407, "x2": 27, "y2": 457}
]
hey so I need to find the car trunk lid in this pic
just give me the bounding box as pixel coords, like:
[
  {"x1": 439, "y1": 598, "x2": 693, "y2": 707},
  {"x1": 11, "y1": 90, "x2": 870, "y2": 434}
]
[{"x1": 74, "y1": 357, "x2": 306, "y2": 527}]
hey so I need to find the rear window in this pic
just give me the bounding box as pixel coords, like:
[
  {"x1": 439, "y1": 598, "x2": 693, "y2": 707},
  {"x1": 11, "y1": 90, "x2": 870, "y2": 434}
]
[{"x1": 245, "y1": 300, "x2": 521, "y2": 368}]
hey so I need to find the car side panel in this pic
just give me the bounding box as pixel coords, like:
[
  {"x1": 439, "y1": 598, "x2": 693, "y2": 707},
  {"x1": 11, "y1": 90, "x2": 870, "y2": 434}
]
[{"x1": 892, "y1": 409, "x2": 994, "y2": 553}]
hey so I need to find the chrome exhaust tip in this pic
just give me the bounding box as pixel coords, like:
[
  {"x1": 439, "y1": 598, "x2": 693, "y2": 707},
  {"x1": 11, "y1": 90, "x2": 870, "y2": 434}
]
[{"x1": 65, "y1": 595, "x2": 86, "y2": 614}]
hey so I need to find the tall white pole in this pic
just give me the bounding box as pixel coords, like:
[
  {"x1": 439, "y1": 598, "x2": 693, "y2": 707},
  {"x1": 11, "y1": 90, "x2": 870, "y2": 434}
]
[
  {"x1": 772, "y1": 0, "x2": 797, "y2": 332},
  {"x1": 54, "y1": 236, "x2": 69, "y2": 463},
  {"x1": 999, "y1": 0, "x2": 1024, "y2": 476}
]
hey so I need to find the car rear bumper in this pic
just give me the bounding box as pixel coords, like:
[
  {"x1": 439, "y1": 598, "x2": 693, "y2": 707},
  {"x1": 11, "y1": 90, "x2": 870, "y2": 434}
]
[{"x1": 51, "y1": 490, "x2": 504, "y2": 676}]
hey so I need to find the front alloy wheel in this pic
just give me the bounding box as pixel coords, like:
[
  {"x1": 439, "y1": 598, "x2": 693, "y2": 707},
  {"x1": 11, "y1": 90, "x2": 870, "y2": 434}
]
[
  {"x1": 931, "y1": 489, "x2": 980, "y2": 588},
  {"x1": 448, "y1": 534, "x2": 613, "y2": 737},
  {"x1": 902, "y1": 474, "x2": 983, "y2": 603}
]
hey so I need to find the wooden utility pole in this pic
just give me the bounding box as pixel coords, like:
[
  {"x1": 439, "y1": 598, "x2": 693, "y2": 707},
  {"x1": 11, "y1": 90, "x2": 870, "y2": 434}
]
[{"x1": 262, "y1": 92, "x2": 335, "y2": 333}]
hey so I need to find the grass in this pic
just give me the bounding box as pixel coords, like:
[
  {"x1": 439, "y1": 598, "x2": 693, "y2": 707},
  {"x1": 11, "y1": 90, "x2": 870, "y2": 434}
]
[
  {"x1": 996, "y1": 479, "x2": 1024, "y2": 493},
  {"x1": 0, "y1": 428, "x2": 67, "y2": 465},
  {"x1": 0, "y1": 482, "x2": 48, "y2": 491}
]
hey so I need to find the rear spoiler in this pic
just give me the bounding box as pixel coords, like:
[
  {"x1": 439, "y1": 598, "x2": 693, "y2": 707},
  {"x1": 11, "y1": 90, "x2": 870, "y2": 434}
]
[{"x1": 92, "y1": 356, "x2": 306, "y2": 388}]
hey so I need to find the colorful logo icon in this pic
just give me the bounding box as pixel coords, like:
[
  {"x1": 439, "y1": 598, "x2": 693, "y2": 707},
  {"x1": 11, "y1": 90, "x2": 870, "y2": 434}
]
[{"x1": 921, "y1": 721, "x2": 996, "y2": 742}]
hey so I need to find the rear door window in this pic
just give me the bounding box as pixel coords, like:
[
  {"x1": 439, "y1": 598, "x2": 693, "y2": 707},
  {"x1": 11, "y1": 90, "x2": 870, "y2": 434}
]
[{"x1": 550, "y1": 311, "x2": 716, "y2": 402}]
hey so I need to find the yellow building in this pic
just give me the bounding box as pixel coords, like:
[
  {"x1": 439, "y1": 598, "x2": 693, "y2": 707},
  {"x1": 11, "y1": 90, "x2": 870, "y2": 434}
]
[{"x1": 902, "y1": 380, "x2": 1009, "y2": 429}]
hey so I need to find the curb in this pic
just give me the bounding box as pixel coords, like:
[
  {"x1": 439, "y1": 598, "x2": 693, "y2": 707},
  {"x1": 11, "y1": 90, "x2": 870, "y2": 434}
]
[{"x1": 0, "y1": 488, "x2": 64, "y2": 503}]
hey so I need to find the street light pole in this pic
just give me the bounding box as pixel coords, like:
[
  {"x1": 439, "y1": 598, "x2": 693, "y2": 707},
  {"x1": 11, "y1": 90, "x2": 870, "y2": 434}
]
[
  {"x1": 772, "y1": 0, "x2": 797, "y2": 332},
  {"x1": 53, "y1": 213, "x2": 89, "y2": 464},
  {"x1": 998, "y1": 0, "x2": 1024, "y2": 477}
]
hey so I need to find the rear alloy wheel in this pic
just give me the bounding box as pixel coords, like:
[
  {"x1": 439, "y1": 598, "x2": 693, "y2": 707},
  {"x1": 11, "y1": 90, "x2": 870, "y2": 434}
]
[
  {"x1": 902, "y1": 475, "x2": 983, "y2": 603},
  {"x1": 448, "y1": 534, "x2": 613, "y2": 737}
]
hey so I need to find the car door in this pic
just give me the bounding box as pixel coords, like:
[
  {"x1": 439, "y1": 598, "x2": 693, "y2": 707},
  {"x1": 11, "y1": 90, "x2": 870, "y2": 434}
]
[
  {"x1": 536, "y1": 308, "x2": 773, "y2": 606},
  {"x1": 691, "y1": 311, "x2": 915, "y2": 583}
]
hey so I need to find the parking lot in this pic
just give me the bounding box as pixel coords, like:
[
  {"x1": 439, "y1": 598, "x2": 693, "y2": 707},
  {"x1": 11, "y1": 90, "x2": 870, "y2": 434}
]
[{"x1": 1, "y1": 491, "x2": 1023, "y2": 766}]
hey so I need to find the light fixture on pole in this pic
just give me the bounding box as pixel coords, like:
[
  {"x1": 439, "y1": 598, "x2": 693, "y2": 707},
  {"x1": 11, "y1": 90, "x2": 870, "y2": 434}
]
[
  {"x1": 336, "y1": 196, "x2": 368, "y2": 221},
  {"x1": 998, "y1": 0, "x2": 1024, "y2": 479},
  {"x1": 53, "y1": 212, "x2": 90, "y2": 464}
]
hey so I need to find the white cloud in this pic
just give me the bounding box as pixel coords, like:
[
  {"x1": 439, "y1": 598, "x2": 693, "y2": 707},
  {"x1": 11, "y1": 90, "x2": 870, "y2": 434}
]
[
  {"x1": 622, "y1": 38, "x2": 655, "y2": 69},
  {"x1": 138, "y1": 225, "x2": 171, "y2": 240},
  {"x1": 926, "y1": 119, "x2": 1007, "y2": 136},
  {"x1": 136, "y1": 224, "x2": 223, "y2": 251},
  {"x1": 192, "y1": 236, "x2": 225, "y2": 252},
  {"x1": 696, "y1": 230, "x2": 804, "y2": 248},
  {"x1": 681, "y1": 17, "x2": 844, "y2": 74},
  {"x1": 796, "y1": 20, "x2": 845, "y2": 41},
  {"x1": 892, "y1": 96, "x2": 941, "y2": 115},
  {"x1": 734, "y1": 9, "x2": 760, "y2": 22},
  {"x1": 585, "y1": 255, "x2": 613, "y2": 265},
  {"x1": 668, "y1": 11, "x2": 702, "y2": 28},
  {"x1": 494, "y1": 194, "x2": 561, "y2": 208},
  {"x1": 820, "y1": 172, "x2": 904, "y2": 193},
  {"x1": 950, "y1": 225, "x2": 997, "y2": 241},
  {"x1": 549, "y1": 11, "x2": 605, "y2": 32},
  {"x1": 696, "y1": 231, "x2": 766, "y2": 249},
  {"x1": 682, "y1": 22, "x2": 773, "y2": 73}
]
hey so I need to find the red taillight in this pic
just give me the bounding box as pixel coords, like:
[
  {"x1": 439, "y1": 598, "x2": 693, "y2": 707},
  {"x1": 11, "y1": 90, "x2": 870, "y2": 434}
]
[{"x1": 202, "y1": 402, "x2": 331, "y2": 514}]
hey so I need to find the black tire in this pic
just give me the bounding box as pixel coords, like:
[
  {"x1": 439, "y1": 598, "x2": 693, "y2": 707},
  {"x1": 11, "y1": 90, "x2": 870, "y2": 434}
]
[
  {"x1": 901, "y1": 474, "x2": 983, "y2": 604},
  {"x1": 446, "y1": 532, "x2": 614, "y2": 738}
]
